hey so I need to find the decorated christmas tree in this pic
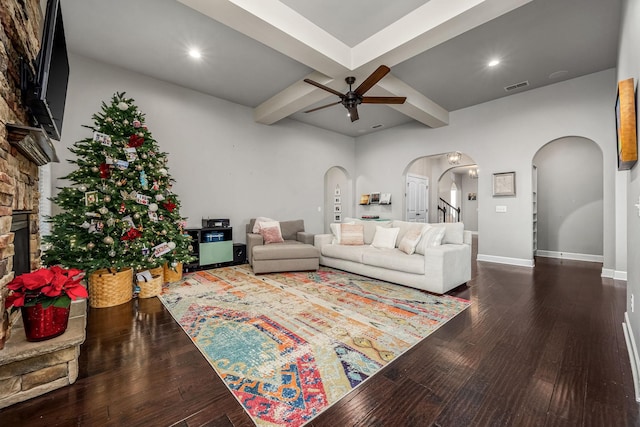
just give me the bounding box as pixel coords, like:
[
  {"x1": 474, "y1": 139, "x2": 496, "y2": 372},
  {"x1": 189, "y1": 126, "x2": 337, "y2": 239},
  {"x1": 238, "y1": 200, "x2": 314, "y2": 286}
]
[{"x1": 42, "y1": 92, "x2": 194, "y2": 274}]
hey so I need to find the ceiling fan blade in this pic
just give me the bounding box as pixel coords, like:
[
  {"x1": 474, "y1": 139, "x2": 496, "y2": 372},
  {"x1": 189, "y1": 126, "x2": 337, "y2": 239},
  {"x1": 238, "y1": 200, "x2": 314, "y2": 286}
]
[
  {"x1": 304, "y1": 101, "x2": 341, "y2": 113},
  {"x1": 303, "y1": 79, "x2": 345, "y2": 98},
  {"x1": 348, "y1": 106, "x2": 359, "y2": 122},
  {"x1": 362, "y1": 96, "x2": 407, "y2": 104},
  {"x1": 354, "y1": 65, "x2": 391, "y2": 95}
]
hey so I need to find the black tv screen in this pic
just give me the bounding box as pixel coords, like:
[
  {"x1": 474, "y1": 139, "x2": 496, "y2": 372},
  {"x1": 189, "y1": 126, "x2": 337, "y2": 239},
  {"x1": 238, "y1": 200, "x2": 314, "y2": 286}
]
[{"x1": 25, "y1": 0, "x2": 69, "y2": 141}]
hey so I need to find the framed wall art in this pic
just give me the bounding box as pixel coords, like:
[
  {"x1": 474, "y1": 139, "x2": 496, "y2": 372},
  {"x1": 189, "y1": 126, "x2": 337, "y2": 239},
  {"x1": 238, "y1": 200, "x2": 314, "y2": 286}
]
[
  {"x1": 492, "y1": 172, "x2": 516, "y2": 197},
  {"x1": 616, "y1": 77, "x2": 638, "y2": 170}
]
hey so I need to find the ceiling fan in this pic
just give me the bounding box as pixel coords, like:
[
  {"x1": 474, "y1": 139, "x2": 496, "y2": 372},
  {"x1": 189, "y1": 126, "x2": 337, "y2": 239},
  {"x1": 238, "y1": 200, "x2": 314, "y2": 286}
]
[{"x1": 303, "y1": 65, "x2": 406, "y2": 122}]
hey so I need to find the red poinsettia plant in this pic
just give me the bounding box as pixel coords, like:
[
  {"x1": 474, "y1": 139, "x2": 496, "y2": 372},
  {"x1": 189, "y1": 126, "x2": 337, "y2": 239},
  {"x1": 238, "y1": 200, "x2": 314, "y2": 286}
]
[{"x1": 4, "y1": 266, "x2": 88, "y2": 312}]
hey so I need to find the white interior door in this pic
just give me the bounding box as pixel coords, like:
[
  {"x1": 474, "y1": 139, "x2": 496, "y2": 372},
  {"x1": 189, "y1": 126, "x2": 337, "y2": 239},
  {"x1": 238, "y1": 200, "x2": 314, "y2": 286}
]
[{"x1": 406, "y1": 174, "x2": 428, "y2": 222}]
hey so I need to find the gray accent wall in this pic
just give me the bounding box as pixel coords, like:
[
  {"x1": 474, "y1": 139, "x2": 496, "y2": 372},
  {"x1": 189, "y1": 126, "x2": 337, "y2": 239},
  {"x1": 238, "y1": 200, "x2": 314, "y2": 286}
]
[
  {"x1": 533, "y1": 137, "x2": 603, "y2": 256},
  {"x1": 355, "y1": 69, "x2": 617, "y2": 267},
  {"x1": 54, "y1": 54, "x2": 355, "y2": 241}
]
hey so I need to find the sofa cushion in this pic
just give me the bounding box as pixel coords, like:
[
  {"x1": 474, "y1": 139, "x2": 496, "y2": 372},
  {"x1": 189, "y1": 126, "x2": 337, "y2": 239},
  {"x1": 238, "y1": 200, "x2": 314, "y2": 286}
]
[
  {"x1": 280, "y1": 219, "x2": 305, "y2": 241},
  {"x1": 398, "y1": 225, "x2": 427, "y2": 255},
  {"x1": 253, "y1": 242, "x2": 319, "y2": 260},
  {"x1": 322, "y1": 244, "x2": 367, "y2": 263},
  {"x1": 340, "y1": 223, "x2": 365, "y2": 245},
  {"x1": 259, "y1": 221, "x2": 284, "y2": 244},
  {"x1": 415, "y1": 226, "x2": 446, "y2": 255},
  {"x1": 371, "y1": 226, "x2": 400, "y2": 249},
  {"x1": 438, "y1": 222, "x2": 465, "y2": 245},
  {"x1": 362, "y1": 248, "x2": 425, "y2": 275}
]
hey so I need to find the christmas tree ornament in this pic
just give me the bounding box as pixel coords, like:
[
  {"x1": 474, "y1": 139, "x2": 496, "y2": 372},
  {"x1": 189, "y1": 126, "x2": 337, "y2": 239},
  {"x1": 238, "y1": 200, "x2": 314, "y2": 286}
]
[
  {"x1": 106, "y1": 117, "x2": 113, "y2": 123},
  {"x1": 119, "y1": 203, "x2": 126, "y2": 213},
  {"x1": 141, "y1": 153, "x2": 147, "y2": 159},
  {"x1": 163, "y1": 202, "x2": 176, "y2": 212},
  {"x1": 139, "y1": 171, "x2": 148, "y2": 189},
  {"x1": 159, "y1": 168, "x2": 168, "y2": 176},
  {"x1": 133, "y1": 212, "x2": 141, "y2": 220},
  {"x1": 91, "y1": 166, "x2": 99, "y2": 173},
  {"x1": 106, "y1": 218, "x2": 116, "y2": 227},
  {"x1": 78, "y1": 185, "x2": 87, "y2": 192},
  {"x1": 117, "y1": 101, "x2": 129, "y2": 111},
  {"x1": 155, "y1": 194, "x2": 165, "y2": 201},
  {"x1": 188, "y1": 245, "x2": 193, "y2": 252},
  {"x1": 138, "y1": 132, "x2": 144, "y2": 137},
  {"x1": 161, "y1": 229, "x2": 167, "y2": 235},
  {"x1": 98, "y1": 206, "x2": 109, "y2": 215},
  {"x1": 104, "y1": 195, "x2": 111, "y2": 203},
  {"x1": 136, "y1": 164, "x2": 143, "y2": 171},
  {"x1": 128, "y1": 134, "x2": 144, "y2": 147},
  {"x1": 99, "y1": 163, "x2": 111, "y2": 179},
  {"x1": 171, "y1": 261, "x2": 178, "y2": 268},
  {"x1": 86, "y1": 242, "x2": 95, "y2": 250},
  {"x1": 123, "y1": 119, "x2": 129, "y2": 125},
  {"x1": 109, "y1": 250, "x2": 116, "y2": 257},
  {"x1": 168, "y1": 241, "x2": 176, "y2": 250},
  {"x1": 103, "y1": 236, "x2": 114, "y2": 245},
  {"x1": 133, "y1": 119, "x2": 141, "y2": 128},
  {"x1": 149, "y1": 203, "x2": 158, "y2": 212}
]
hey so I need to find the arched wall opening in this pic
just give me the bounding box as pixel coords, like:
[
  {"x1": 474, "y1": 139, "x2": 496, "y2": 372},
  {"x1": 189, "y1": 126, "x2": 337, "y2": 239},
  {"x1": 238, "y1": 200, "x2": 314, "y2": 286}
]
[
  {"x1": 324, "y1": 166, "x2": 351, "y2": 233},
  {"x1": 403, "y1": 153, "x2": 478, "y2": 230},
  {"x1": 532, "y1": 136, "x2": 603, "y2": 261}
]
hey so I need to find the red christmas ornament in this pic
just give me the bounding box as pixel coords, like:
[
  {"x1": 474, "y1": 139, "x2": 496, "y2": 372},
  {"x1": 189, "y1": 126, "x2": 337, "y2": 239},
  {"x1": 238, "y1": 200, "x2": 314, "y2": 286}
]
[
  {"x1": 163, "y1": 202, "x2": 176, "y2": 213},
  {"x1": 121, "y1": 227, "x2": 142, "y2": 241},
  {"x1": 99, "y1": 163, "x2": 110, "y2": 179},
  {"x1": 119, "y1": 203, "x2": 126, "y2": 214},
  {"x1": 128, "y1": 134, "x2": 144, "y2": 148}
]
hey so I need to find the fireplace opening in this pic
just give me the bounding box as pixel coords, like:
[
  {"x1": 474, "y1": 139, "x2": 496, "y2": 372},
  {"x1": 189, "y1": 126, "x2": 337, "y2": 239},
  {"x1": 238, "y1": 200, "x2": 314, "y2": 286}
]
[{"x1": 11, "y1": 211, "x2": 31, "y2": 277}]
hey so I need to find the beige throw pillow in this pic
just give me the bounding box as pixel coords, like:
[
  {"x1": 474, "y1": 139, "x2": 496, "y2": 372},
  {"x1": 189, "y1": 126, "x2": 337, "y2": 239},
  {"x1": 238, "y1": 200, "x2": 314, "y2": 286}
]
[
  {"x1": 398, "y1": 225, "x2": 426, "y2": 255},
  {"x1": 340, "y1": 223, "x2": 365, "y2": 245}
]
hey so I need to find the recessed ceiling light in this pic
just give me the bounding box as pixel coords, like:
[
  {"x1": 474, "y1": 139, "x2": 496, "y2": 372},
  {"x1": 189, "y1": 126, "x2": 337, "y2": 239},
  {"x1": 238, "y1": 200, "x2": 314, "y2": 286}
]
[
  {"x1": 488, "y1": 59, "x2": 500, "y2": 67},
  {"x1": 188, "y1": 48, "x2": 202, "y2": 59}
]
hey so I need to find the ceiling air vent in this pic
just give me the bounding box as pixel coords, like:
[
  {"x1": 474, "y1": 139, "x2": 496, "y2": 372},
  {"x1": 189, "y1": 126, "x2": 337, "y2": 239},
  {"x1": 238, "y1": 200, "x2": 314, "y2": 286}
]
[{"x1": 504, "y1": 81, "x2": 529, "y2": 92}]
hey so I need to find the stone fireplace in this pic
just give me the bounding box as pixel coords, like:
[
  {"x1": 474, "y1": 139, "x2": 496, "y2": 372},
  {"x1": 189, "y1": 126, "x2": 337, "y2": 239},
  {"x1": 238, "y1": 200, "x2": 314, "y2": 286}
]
[{"x1": 0, "y1": 0, "x2": 86, "y2": 409}]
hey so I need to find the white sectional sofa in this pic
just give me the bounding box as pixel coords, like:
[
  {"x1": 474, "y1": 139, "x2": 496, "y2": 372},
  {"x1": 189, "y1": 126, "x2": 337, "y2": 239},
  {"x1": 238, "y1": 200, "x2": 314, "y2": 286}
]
[{"x1": 314, "y1": 218, "x2": 472, "y2": 294}]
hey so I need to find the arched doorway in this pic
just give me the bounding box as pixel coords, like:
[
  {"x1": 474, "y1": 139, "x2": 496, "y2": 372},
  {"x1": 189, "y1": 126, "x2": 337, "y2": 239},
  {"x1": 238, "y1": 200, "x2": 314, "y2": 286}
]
[
  {"x1": 532, "y1": 136, "x2": 603, "y2": 262},
  {"x1": 404, "y1": 153, "x2": 478, "y2": 230}
]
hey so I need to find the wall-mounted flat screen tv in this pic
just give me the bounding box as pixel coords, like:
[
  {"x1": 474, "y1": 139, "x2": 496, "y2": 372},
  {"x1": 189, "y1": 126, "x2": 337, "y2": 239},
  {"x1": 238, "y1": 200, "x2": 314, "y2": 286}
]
[{"x1": 22, "y1": 0, "x2": 69, "y2": 141}]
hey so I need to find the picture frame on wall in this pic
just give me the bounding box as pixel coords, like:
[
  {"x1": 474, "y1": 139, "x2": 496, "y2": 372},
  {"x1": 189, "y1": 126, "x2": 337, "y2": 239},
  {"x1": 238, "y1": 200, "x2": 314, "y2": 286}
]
[
  {"x1": 616, "y1": 77, "x2": 638, "y2": 170},
  {"x1": 492, "y1": 172, "x2": 516, "y2": 197},
  {"x1": 334, "y1": 204, "x2": 342, "y2": 213},
  {"x1": 369, "y1": 192, "x2": 380, "y2": 204},
  {"x1": 334, "y1": 186, "x2": 341, "y2": 196},
  {"x1": 334, "y1": 196, "x2": 341, "y2": 204},
  {"x1": 334, "y1": 214, "x2": 342, "y2": 222}
]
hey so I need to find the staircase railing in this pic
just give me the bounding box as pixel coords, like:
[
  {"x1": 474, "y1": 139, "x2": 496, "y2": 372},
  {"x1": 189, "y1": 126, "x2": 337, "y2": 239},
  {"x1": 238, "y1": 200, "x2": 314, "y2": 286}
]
[{"x1": 438, "y1": 198, "x2": 461, "y2": 223}]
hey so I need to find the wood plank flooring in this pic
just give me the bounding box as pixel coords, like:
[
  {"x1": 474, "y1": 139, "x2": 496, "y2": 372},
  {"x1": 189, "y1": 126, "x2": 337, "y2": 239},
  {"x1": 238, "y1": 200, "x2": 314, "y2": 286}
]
[{"x1": 1, "y1": 238, "x2": 638, "y2": 426}]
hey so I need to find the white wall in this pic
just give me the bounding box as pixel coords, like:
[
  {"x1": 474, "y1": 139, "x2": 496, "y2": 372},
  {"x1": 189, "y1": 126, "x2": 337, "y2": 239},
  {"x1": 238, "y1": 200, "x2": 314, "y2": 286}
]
[
  {"x1": 54, "y1": 54, "x2": 355, "y2": 242},
  {"x1": 533, "y1": 137, "x2": 603, "y2": 257},
  {"x1": 618, "y1": 0, "x2": 640, "y2": 385},
  {"x1": 355, "y1": 69, "x2": 617, "y2": 268}
]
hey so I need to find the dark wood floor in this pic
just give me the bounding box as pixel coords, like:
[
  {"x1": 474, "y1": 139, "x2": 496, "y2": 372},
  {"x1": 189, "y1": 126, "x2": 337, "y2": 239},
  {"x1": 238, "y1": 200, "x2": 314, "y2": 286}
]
[{"x1": 1, "y1": 238, "x2": 638, "y2": 426}]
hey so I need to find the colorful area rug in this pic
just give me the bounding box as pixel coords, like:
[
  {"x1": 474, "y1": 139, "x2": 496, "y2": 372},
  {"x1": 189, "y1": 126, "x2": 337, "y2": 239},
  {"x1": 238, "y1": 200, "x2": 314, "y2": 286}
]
[{"x1": 159, "y1": 266, "x2": 470, "y2": 426}]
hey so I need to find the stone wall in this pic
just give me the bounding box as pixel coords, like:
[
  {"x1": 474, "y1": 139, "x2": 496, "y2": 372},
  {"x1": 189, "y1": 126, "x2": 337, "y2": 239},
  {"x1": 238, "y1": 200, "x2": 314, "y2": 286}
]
[{"x1": 0, "y1": 0, "x2": 44, "y2": 343}]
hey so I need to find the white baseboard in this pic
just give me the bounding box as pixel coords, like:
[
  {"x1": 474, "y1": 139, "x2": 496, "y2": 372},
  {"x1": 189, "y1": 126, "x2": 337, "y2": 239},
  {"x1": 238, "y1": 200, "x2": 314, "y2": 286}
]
[
  {"x1": 623, "y1": 312, "x2": 640, "y2": 402},
  {"x1": 601, "y1": 269, "x2": 628, "y2": 281},
  {"x1": 535, "y1": 250, "x2": 603, "y2": 263},
  {"x1": 476, "y1": 254, "x2": 534, "y2": 268}
]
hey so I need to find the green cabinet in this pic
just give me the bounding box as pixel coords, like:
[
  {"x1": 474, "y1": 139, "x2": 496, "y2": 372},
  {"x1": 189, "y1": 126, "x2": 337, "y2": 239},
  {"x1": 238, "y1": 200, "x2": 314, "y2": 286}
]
[{"x1": 185, "y1": 226, "x2": 233, "y2": 271}]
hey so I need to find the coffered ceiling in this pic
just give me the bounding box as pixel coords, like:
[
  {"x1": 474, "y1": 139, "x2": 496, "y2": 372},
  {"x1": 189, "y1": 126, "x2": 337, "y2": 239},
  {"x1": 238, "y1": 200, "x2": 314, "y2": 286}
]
[{"x1": 60, "y1": 0, "x2": 621, "y2": 137}]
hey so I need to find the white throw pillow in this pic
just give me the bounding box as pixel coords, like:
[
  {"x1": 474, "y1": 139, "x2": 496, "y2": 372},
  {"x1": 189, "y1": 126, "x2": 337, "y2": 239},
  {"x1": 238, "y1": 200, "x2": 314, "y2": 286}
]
[
  {"x1": 252, "y1": 217, "x2": 275, "y2": 233},
  {"x1": 415, "y1": 226, "x2": 445, "y2": 255},
  {"x1": 371, "y1": 226, "x2": 400, "y2": 249}
]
